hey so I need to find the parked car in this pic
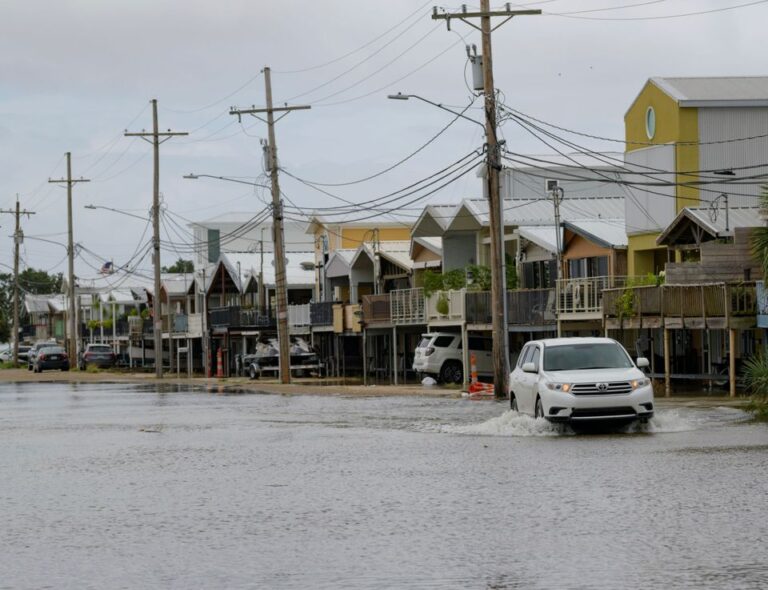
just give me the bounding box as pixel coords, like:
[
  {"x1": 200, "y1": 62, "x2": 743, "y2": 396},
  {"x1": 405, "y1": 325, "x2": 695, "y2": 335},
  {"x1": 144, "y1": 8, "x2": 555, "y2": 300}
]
[
  {"x1": 32, "y1": 345, "x2": 70, "y2": 372},
  {"x1": 27, "y1": 341, "x2": 60, "y2": 371},
  {"x1": 509, "y1": 337, "x2": 654, "y2": 425},
  {"x1": 79, "y1": 344, "x2": 117, "y2": 370},
  {"x1": 412, "y1": 332, "x2": 493, "y2": 384},
  {"x1": 0, "y1": 344, "x2": 32, "y2": 363}
]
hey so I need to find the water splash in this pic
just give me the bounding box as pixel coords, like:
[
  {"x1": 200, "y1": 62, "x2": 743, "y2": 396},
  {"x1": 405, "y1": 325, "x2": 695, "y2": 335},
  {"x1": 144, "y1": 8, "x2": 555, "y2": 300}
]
[{"x1": 438, "y1": 410, "x2": 572, "y2": 437}]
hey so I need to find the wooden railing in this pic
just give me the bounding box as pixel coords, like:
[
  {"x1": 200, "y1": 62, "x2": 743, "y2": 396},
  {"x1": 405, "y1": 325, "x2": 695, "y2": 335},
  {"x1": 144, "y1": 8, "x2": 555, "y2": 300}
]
[
  {"x1": 362, "y1": 294, "x2": 391, "y2": 324},
  {"x1": 603, "y1": 283, "x2": 756, "y2": 322}
]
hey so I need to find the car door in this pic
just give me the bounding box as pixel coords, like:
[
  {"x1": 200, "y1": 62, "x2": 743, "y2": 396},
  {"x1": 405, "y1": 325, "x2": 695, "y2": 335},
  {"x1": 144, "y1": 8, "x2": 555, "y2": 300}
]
[
  {"x1": 517, "y1": 344, "x2": 540, "y2": 415},
  {"x1": 510, "y1": 344, "x2": 529, "y2": 406}
]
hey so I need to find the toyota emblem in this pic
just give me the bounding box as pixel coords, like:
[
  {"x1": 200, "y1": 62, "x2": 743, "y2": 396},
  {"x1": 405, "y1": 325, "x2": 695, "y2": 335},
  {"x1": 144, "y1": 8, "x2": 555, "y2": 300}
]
[{"x1": 597, "y1": 382, "x2": 608, "y2": 391}]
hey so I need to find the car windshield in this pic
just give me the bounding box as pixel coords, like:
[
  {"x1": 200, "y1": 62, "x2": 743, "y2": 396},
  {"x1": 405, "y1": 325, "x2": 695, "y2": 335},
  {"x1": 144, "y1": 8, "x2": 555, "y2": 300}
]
[
  {"x1": 543, "y1": 343, "x2": 633, "y2": 371},
  {"x1": 44, "y1": 347, "x2": 66, "y2": 354},
  {"x1": 89, "y1": 346, "x2": 112, "y2": 352}
]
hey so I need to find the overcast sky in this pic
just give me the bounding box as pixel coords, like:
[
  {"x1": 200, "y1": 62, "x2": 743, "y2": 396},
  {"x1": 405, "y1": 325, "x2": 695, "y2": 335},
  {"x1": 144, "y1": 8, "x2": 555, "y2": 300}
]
[{"x1": 1, "y1": 0, "x2": 767, "y2": 283}]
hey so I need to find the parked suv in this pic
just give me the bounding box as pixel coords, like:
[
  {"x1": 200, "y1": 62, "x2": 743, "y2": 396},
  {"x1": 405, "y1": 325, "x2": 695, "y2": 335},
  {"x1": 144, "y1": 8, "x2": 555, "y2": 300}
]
[
  {"x1": 509, "y1": 337, "x2": 654, "y2": 425},
  {"x1": 412, "y1": 332, "x2": 492, "y2": 384},
  {"x1": 79, "y1": 344, "x2": 117, "y2": 370}
]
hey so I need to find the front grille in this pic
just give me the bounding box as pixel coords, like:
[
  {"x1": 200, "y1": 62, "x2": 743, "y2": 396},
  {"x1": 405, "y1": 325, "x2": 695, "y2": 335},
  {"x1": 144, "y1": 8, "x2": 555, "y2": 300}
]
[
  {"x1": 571, "y1": 406, "x2": 637, "y2": 418},
  {"x1": 571, "y1": 381, "x2": 632, "y2": 395}
]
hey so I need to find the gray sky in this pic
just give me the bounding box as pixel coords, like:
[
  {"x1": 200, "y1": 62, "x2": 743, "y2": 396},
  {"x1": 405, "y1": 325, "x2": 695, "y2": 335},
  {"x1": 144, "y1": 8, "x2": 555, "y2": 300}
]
[{"x1": 1, "y1": 0, "x2": 767, "y2": 283}]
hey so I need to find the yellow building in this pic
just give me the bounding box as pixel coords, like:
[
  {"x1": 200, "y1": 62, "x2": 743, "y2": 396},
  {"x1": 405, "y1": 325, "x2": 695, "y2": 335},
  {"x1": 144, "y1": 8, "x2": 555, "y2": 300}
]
[{"x1": 624, "y1": 76, "x2": 768, "y2": 276}]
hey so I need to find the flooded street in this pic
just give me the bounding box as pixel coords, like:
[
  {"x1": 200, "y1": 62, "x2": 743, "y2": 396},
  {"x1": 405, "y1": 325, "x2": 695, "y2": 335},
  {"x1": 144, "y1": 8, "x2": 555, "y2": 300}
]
[{"x1": 1, "y1": 382, "x2": 766, "y2": 589}]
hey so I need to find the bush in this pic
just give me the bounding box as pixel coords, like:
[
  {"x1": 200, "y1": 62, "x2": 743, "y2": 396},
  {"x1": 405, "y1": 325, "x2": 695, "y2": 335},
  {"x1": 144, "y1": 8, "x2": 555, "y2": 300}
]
[{"x1": 741, "y1": 354, "x2": 768, "y2": 421}]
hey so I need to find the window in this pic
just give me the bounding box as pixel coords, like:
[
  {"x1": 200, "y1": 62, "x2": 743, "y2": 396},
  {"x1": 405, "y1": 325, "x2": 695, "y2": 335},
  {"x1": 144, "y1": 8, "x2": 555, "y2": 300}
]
[
  {"x1": 568, "y1": 256, "x2": 608, "y2": 279},
  {"x1": 517, "y1": 345, "x2": 529, "y2": 367},
  {"x1": 432, "y1": 336, "x2": 455, "y2": 348},
  {"x1": 468, "y1": 337, "x2": 493, "y2": 351},
  {"x1": 645, "y1": 106, "x2": 656, "y2": 140}
]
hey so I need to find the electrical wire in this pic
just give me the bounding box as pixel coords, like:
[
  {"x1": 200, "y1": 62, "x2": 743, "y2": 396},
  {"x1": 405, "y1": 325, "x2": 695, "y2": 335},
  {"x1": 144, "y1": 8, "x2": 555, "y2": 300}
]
[
  {"x1": 285, "y1": 98, "x2": 476, "y2": 187},
  {"x1": 273, "y1": 0, "x2": 434, "y2": 75},
  {"x1": 546, "y1": 0, "x2": 768, "y2": 20}
]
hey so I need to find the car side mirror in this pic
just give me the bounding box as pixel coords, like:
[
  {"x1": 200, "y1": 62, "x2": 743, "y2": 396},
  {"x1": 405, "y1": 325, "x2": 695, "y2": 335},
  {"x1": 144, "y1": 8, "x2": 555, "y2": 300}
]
[
  {"x1": 636, "y1": 357, "x2": 650, "y2": 368},
  {"x1": 522, "y1": 362, "x2": 537, "y2": 373}
]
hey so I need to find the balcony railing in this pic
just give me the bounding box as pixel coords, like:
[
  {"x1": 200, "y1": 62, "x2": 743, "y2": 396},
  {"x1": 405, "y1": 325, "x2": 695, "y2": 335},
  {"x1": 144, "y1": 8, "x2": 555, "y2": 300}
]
[
  {"x1": 362, "y1": 294, "x2": 391, "y2": 325},
  {"x1": 333, "y1": 303, "x2": 362, "y2": 333},
  {"x1": 426, "y1": 289, "x2": 465, "y2": 322},
  {"x1": 509, "y1": 288, "x2": 556, "y2": 326},
  {"x1": 602, "y1": 282, "x2": 756, "y2": 324},
  {"x1": 465, "y1": 291, "x2": 491, "y2": 324},
  {"x1": 288, "y1": 303, "x2": 311, "y2": 330},
  {"x1": 391, "y1": 288, "x2": 425, "y2": 324},
  {"x1": 310, "y1": 301, "x2": 334, "y2": 326}
]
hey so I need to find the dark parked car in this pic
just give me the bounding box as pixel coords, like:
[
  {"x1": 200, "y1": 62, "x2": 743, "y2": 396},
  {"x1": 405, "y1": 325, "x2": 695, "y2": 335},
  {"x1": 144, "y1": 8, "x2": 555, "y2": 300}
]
[
  {"x1": 32, "y1": 346, "x2": 70, "y2": 372},
  {"x1": 27, "y1": 341, "x2": 60, "y2": 370},
  {"x1": 79, "y1": 344, "x2": 117, "y2": 370}
]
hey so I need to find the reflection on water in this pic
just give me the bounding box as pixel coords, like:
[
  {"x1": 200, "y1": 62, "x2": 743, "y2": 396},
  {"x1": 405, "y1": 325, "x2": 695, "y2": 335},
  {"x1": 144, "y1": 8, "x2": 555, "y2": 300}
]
[{"x1": 0, "y1": 382, "x2": 766, "y2": 589}]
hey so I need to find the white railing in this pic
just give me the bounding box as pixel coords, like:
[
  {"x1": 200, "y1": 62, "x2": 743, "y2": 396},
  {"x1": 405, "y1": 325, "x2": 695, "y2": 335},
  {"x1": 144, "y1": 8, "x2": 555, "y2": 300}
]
[
  {"x1": 391, "y1": 288, "x2": 425, "y2": 324},
  {"x1": 288, "y1": 303, "x2": 311, "y2": 328},
  {"x1": 557, "y1": 276, "x2": 643, "y2": 316},
  {"x1": 187, "y1": 313, "x2": 203, "y2": 337},
  {"x1": 426, "y1": 289, "x2": 465, "y2": 322}
]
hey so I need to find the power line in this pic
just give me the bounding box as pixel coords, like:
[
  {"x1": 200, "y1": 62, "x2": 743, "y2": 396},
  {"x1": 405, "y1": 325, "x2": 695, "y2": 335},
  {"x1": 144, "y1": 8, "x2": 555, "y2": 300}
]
[
  {"x1": 546, "y1": 0, "x2": 768, "y2": 20},
  {"x1": 272, "y1": 0, "x2": 434, "y2": 75}
]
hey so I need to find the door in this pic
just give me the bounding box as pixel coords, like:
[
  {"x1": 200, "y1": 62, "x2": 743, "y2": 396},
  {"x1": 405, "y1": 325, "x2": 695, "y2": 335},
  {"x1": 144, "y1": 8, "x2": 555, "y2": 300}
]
[{"x1": 517, "y1": 345, "x2": 540, "y2": 415}]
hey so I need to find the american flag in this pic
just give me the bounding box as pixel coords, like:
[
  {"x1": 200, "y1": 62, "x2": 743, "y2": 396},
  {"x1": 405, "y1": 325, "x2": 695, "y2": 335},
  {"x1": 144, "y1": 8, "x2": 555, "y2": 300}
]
[{"x1": 100, "y1": 261, "x2": 113, "y2": 275}]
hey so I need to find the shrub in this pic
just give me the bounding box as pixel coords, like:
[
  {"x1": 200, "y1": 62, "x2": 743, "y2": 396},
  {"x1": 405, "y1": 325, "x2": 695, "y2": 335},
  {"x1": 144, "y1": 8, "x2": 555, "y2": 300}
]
[{"x1": 742, "y1": 354, "x2": 768, "y2": 421}]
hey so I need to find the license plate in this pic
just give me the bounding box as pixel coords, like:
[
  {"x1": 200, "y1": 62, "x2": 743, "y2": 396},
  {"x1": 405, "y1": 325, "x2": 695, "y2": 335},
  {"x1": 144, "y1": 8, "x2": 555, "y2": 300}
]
[{"x1": 49, "y1": 355, "x2": 59, "y2": 360}]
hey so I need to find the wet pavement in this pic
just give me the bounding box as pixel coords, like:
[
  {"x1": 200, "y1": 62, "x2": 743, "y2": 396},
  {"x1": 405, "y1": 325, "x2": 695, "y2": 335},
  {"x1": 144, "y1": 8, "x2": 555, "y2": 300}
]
[{"x1": 1, "y1": 382, "x2": 766, "y2": 589}]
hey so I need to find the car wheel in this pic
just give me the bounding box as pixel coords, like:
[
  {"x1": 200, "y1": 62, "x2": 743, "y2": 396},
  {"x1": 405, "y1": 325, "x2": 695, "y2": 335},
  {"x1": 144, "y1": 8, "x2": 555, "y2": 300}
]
[
  {"x1": 535, "y1": 397, "x2": 544, "y2": 419},
  {"x1": 440, "y1": 361, "x2": 462, "y2": 384},
  {"x1": 249, "y1": 365, "x2": 259, "y2": 380},
  {"x1": 510, "y1": 393, "x2": 518, "y2": 412}
]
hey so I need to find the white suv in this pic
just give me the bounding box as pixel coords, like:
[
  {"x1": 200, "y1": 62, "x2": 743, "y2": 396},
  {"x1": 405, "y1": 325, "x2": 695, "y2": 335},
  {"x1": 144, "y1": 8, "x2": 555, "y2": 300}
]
[
  {"x1": 412, "y1": 332, "x2": 492, "y2": 384},
  {"x1": 509, "y1": 337, "x2": 654, "y2": 424}
]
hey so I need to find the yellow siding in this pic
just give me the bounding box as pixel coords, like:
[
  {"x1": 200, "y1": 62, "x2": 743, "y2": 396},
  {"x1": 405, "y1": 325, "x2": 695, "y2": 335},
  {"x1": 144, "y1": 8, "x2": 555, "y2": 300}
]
[
  {"x1": 627, "y1": 233, "x2": 666, "y2": 276},
  {"x1": 624, "y1": 79, "x2": 700, "y2": 212},
  {"x1": 341, "y1": 227, "x2": 410, "y2": 249}
]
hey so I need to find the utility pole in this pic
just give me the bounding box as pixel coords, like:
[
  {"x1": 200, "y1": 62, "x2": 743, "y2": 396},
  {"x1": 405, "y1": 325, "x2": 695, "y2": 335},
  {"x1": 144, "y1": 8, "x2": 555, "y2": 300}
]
[
  {"x1": 551, "y1": 186, "x2": 564, "y2": 337},
  {"x1": 125, "y1": 99, "x2": 188, "y2": 378},
  {"x1": 230, "y1": 67, "x2": 310, "y2": 384},
  {"x1": 433, "y1": 1, "x2": 541, "y2": 399},
  {"x1": 49, "y1": 152, "x2": 90, "y2": 363},
  {"x1": 0, "y1": 197, "x2": 35, "y2": 365}
]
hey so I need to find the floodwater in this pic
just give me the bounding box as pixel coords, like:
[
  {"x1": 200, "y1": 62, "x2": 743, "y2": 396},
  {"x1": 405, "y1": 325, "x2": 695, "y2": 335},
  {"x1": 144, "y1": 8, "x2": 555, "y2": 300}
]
[{"x1": 1, "y1": 383, "x2": 766, "y2": 590}]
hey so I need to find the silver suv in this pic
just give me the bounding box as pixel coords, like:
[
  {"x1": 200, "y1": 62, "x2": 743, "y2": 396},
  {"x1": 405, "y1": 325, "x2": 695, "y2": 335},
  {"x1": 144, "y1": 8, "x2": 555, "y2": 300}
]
[{"x1": 412, "y1": 332, "x2": 492, "y2": 384}]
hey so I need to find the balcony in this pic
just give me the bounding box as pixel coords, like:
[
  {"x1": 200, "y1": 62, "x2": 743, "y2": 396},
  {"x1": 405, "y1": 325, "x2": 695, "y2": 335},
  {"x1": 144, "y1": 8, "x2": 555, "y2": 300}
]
[
  {"x1": 361, "y1": 288, "x2": 426, "y2": 328},
  {"x1": 603, "y1": 282, "x2": 756, "y2": 330},
  {"x1": 333, "y1": 303, "x2": 362, "y2": 333},
  {"x1": 171, "y1": 313, "x2": 203, "y2": 337},
  {"x1": 208, "y1": 306, "x2": 271, "y2": 329},
  {"x1": 556, "y1": 276, "x2": 637, "y2": 320}
]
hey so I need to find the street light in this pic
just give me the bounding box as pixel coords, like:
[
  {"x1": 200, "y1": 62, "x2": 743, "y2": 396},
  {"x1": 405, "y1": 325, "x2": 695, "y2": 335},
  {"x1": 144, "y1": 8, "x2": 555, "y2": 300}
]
[
  {"x1": 184, "y1": 173, "x2": 271, "y2": 190},
  {"x1": 84, "y1": 204, "x2": 149, "y2": 221},
  {"x1": 387, "y1": 93, "x2": 484, "y2": 129}
]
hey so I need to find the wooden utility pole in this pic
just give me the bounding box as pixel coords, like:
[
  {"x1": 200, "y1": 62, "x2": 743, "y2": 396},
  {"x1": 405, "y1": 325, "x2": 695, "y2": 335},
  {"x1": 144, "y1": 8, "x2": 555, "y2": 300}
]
[
  {"x1": 551, "y1": 186, "x2": 564, "y2": 337},
  {"x1": 433, "y1": 2, "x2": 541, "y2": 399},
  {"x1": 230, "y1": 67, "x2": 310, "y2": 384},
  {"x1": 125, "y1": 99, "x2": 188, "y2": 378},
  {"x1": 0, "y1": 197, "x2": 35, "y2": 365},
  {"x1": 49, "y1": 153, "x2": 90, "y2": 363}
]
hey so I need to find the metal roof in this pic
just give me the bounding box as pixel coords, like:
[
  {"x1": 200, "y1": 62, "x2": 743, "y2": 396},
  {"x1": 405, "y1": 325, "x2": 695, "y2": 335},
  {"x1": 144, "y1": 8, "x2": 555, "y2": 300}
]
[
  {"x1": 24, "y1": 294, "x2": 51, "y2": 314},
  {"x1": 517, "y1": 226, "x2": 560, "y2": 253},
  {"x1": 465, "y1": 197, "x2": 626, "y2": 227},
  {"x1": 324, "y1": 248, "x2": 356, "y2": 279},
  {"x1": 652, "y1": 76, "x2": 768, "y2": 107},
  {"x1": 566, "y1": 219, "x2": 628, "y2": 248},
  {"x1": 656, "y1": 205, "x2": 762, "y2": 246},
  {"x1": 222, "y1": 252, "x2": 315, "y2": 288}
]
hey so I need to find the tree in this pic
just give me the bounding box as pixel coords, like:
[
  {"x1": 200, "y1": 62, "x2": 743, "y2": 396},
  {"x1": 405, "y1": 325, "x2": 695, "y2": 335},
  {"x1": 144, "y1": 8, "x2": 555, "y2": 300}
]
[
  {"x1": 162, "y1": 258, "x2": 194, "y2": 273},
  {"x1": 0, "y1": 268, "x2": 63, "y2": 343}
]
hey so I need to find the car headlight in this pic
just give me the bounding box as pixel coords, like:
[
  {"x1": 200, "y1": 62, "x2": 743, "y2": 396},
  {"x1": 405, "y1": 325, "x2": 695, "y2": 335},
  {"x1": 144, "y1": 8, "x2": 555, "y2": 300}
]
[
  {"x1": 631, "y1": 378, "x2": 651, "y2": 389},
  {"x1": 545, "y1": 382, "x2": 571, "y2": 392}
]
